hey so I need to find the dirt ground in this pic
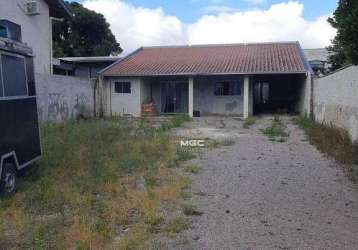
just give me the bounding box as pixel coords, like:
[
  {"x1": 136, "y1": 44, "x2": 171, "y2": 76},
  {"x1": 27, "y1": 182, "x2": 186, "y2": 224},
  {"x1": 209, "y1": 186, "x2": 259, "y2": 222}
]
[{"x1": 167, "y1": 116, "x2": 358, "y2": 249}]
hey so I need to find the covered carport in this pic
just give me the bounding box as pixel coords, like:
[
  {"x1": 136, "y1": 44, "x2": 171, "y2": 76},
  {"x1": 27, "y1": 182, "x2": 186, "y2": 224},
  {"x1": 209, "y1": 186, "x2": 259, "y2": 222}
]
[{"x1": 253, "y1": 73, "x2": 308, "y2": 115}]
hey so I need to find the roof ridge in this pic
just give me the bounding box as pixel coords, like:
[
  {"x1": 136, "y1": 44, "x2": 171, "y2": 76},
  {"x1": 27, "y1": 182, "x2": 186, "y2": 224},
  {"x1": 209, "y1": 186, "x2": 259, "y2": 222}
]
[
  {"x1": 142, "y1": 41, "x2": 299, "y2": 49},
  {"x1": 100, "y1": 42, "x2": 309, "y2": 76}
]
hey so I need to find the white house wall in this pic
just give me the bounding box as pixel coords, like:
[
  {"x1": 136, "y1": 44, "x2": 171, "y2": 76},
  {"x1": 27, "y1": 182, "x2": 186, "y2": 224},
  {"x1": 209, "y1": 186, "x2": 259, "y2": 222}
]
[
  {"x1": 313, "y1": 66, "x2": 358, "y2": 143},
  {"x1": 297, "y1": 73, "x2": 312, "y2": 115},
  {"x1": 105, "y1": 77, "x2": 142, "y2": 117},
  {"x1": 0, "y1": 0, "x2": 51, "y2": 74},
  {"x1": 194, "y1": 76, "x2": 246, "y2": 116}
]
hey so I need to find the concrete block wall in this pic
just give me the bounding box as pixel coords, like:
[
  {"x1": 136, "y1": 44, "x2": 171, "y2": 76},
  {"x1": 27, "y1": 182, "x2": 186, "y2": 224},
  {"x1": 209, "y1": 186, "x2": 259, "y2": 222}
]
[
  {"x1": 313, "y1": 65, "x2": 358, "y2": 143},
  {"x1": 35, "y1": 73, "x2": 95, "y2": 122}
]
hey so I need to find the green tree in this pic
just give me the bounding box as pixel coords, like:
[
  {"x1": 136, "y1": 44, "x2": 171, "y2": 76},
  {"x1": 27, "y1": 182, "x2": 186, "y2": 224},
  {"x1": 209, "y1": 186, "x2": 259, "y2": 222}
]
[
  {"x1": 327, "y1": 0, "x2": 358, "y2": 70},
  {"x1": 53, "y1": 2, "x2": 122, "y2": 57}
]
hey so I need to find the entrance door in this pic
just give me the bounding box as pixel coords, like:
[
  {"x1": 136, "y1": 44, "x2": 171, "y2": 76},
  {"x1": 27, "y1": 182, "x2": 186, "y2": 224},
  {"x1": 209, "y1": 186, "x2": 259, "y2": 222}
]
[
  {"x1": 254, "y1": 82, "x2": 270, "y2": 114},
  {"x1": 161, "y1": 81, "x2": 188, "y2": 113}
]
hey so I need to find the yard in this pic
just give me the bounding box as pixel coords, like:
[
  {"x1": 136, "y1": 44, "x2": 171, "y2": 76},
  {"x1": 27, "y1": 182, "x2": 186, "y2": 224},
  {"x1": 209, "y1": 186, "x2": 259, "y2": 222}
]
[
  {"x1": 0, "y1": 115, "x2": 195, "y2": 249},
  {"x1": 1, "y1": 115, "x2": 358, "y2": 249}
]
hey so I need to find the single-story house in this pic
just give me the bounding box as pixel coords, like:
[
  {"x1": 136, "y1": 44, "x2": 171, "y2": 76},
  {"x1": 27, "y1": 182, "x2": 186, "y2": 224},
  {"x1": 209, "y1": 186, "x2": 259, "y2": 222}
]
[{"x1": 99, "y1": 42, "x2": 312, "y2": 118}]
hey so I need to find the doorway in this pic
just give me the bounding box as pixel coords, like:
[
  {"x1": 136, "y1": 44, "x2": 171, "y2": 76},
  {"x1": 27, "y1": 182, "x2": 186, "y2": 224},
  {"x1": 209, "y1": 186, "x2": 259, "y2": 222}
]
[
  {"x1": 161, "y1": 81, "x2": 188, "y2": 113},
  {"x1": 253, "y1": 74, "x2": 305, "y2": 114},
  {"x1": 254, "y1": 82, "x2": 270, "y2": 114}
]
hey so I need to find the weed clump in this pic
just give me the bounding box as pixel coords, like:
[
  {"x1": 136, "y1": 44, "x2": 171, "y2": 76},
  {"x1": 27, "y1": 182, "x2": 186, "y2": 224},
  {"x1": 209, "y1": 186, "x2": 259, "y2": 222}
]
[
  {"x1": 261, "y1": 116, "x2": 288, "y2": 142},
  {"x1": 243, "y1": 116, "x2": 257, "y2": 129},
  {"x1": 184, "y1": 165, "x2": 201, "y2": 174},
  {"x1": 182, "y1": 204, "x2": 203, "y2": 216},
  {"x1": 166, "y1": 217, "x2": 189, "y2": 234},
  {"x1": 295, "y1": 116, "x2": 358, "y2": 182}
]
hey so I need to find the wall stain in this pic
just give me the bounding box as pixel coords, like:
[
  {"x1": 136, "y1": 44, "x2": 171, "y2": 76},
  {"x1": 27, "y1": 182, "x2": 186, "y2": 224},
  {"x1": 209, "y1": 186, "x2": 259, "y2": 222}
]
[
  {"x1": 225, "y1": 101, "x2": 238, "y2": 112},
  {"x1": 48, "y1": 93, "x2": 69, "y2": 121}
]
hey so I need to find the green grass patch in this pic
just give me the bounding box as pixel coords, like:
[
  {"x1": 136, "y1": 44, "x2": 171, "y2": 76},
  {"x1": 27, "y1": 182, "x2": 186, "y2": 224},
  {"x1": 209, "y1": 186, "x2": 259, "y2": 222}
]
[
  {"x1": 159, "y1": 114, "x2": 191, "y2": 131},
  {"x1": 166, "y1": 217, "x2": 189, "y2": 234},
  {"x1": 295, "y1": 116, "x2": 357, "y2": 164},
  {"x1": 184, "y1": 165, "x2": 201, "y2": 174},
  {"x1": 220, "y1": 139, "x2": 236, "y2": 146},
  {"x1": 0, "y1": 116, "x2": 192, "y2": 249},
  {"x1": 261, "y1": 116, "x2": 288, "y2": 142},
  {"x1": 295, "y1": 116, "x2": 358, "y2": 181},
  {"x1": 176, "y1": 148, "x2": 196, "y2": 162},
  {"x1": 182, "y1": 204, "x2": 203, "y2": 216},
  {"x1": 205, "y1": 138, "x2": 235, "y2": 149}
]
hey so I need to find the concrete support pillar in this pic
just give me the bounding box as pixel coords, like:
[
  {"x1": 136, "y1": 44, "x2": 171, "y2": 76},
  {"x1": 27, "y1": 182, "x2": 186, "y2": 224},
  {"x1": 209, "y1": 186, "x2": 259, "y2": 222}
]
[
  {"x1": 307, "y1": 73, "x2": 313, "y2": 117},
  {"x1": 188, "y1": 77, "x2": 194, "y2": 117},
  {"x1": 98, "y1": 75, "x2": 106, "y2": 117},
  {"x1": 243, "y1": 75, "x2": 250, "y2": 119}
]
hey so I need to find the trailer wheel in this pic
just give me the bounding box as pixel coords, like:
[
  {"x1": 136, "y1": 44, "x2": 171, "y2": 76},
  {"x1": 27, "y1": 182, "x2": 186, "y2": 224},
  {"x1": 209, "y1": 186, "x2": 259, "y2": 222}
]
[{"x1": 0, "y1": 163, "x2": 17, "y2": 197}]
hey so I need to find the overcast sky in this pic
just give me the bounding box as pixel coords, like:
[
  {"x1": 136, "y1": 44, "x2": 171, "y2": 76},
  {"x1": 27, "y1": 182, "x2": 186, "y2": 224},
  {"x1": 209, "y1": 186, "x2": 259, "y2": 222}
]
[{"x1": 72, "y1": 0, "x2": 338, "y2": 54}]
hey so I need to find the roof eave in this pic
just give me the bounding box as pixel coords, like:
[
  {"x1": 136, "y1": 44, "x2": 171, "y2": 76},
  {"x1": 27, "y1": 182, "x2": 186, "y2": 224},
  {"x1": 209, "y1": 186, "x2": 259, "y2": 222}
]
[
  {"x1": 296, "y1": 41, "x2": 314, "y2": 74},
  {"x1": 46, "y1": 0, "x2": 72, "y2": 18},
  {"x1": 103, "y1": 71, "x2": 309, "y2": 78},
  {"x1": 99, "y1": 47, "x2": 144, "y2": 75}
]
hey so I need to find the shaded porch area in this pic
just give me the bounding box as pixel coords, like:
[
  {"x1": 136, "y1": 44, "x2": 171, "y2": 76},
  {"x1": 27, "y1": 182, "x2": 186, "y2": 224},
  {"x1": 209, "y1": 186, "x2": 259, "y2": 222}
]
[
  {"x1": 140, "y1": 75, "x2": 253, "y2": 118},
  {"x1": 252, "y1": 74, "x2": 308, "y2": 115}
]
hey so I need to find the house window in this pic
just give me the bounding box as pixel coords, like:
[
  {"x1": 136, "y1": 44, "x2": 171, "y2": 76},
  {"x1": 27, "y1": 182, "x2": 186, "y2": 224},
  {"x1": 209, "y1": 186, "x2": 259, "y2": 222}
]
[
  {"x1": 214, "y1": 80, "x2": 241, "y2": 96},
  {"x1": 0, "y1": 24, "x2": 6, "y2": 39},
  {"x1": 114, "y1": 81, "x2": 131, "y2": 94}
]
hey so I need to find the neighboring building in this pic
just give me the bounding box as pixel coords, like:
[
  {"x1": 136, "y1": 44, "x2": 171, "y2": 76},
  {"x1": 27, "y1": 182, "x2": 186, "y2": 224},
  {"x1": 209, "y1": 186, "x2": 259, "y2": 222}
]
[
  {"x1": 304, "y1": 48, "x2": 330, "y2": 76},
  {"x1": 0, "y1": 0, "x2": 71, "y2": 74},
  {"x1": 53, "y1": 56, "x2": 122, "y2": 79},
  {"x1": 99, "y1": 42, "x2": 312, "y2": 118}
]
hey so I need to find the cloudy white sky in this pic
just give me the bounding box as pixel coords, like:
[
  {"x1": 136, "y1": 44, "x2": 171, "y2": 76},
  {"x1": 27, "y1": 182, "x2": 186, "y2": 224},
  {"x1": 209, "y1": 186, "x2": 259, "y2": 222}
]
[{"x1": 79, "y1": 0, "x2": 337, "y2": 54}]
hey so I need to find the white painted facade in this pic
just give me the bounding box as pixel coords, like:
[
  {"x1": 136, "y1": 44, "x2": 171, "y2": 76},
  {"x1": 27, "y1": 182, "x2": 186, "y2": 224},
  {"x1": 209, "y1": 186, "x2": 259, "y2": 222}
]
[
  {"x1": 298, "y1": 73, "x2": 313, "y2": 116},
  {"x1": 104, "y1": 78, "x2": 142, "y2": 117},
  {"x1": 102, "y1": 74, "x2": 311, "y2": 118},
  {"x1": 0, "y1": 0, "x2": 51, "y2": 74},
  {"x1": 102, "y1": 76, "x2": 255, "y2": 118},
  {"x1": 313, "y1": 65, "x2": 358, "y2": 143}
]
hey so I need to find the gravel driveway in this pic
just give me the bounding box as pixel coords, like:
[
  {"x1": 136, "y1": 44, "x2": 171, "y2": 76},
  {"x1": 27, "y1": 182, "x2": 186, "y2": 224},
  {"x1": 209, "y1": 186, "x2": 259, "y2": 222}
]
[{"x1": 173, "y1": 116, "x2": 358, "y2": 250}]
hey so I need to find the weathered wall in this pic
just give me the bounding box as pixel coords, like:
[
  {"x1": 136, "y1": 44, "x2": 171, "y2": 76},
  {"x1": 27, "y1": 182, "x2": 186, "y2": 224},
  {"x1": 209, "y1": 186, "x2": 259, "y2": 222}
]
[
  {"x1": 103, "y1": 76, "x2": 252, "y2": 117},
  {"x1": 313, "y1": 65, "x2": 358, "y2": 143},
  {"x1": 0, "y1": 0, "x2": 51, "y2": 74},
  {"x1": 194, "y1": 76, "x2": 246, "y2": 116},
  {"x1": 36, "y1": 73, "x2": 95, "y2": 122},
  {"x1": 104, "y1": 77, "x2": 142, "y2": 117},
  {"x1": 298, "y1": 73, "x2": 312, "y2": 115}
]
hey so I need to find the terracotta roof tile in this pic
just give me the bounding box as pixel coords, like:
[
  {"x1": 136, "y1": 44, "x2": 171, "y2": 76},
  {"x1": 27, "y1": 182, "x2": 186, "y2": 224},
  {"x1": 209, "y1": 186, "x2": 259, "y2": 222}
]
[{"x1": 103, "y1": 42, "x2": 309, "y2": 76}]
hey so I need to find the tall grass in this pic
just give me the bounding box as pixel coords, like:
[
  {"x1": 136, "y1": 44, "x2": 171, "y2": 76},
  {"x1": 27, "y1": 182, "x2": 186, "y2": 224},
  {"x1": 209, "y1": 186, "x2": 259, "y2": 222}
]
[
  {"x1": 0, "y1": 116, "x2": 190, "y2": 249},
  {"x1": 296, "y1": 116, "x2": 358, "y2": 181}
]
